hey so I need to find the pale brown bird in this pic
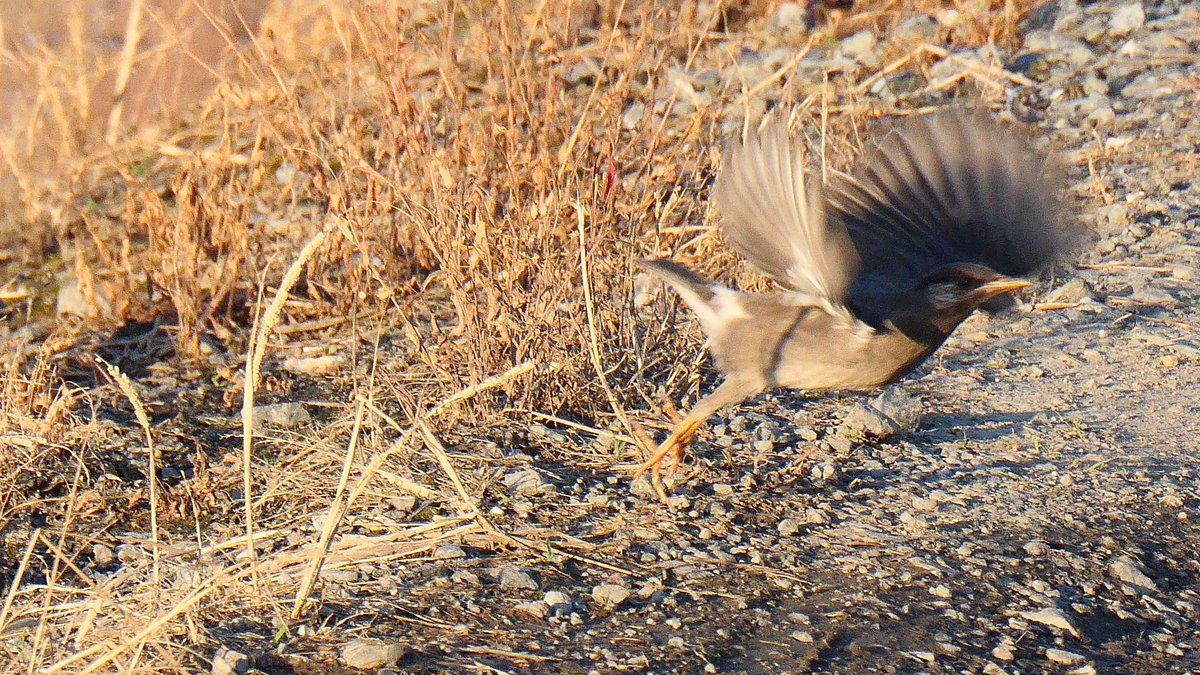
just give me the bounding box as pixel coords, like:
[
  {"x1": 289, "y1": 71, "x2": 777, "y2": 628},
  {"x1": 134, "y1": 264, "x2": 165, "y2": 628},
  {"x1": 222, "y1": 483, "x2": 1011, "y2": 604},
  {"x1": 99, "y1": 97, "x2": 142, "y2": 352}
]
[{"x1": 634, "y1": 109, "x2": 1077, "y2": 497}]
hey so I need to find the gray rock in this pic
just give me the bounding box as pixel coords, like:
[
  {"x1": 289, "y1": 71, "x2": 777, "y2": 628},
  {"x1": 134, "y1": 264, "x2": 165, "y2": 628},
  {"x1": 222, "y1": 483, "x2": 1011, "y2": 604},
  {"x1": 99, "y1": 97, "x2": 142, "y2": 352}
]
[
  {"x1": 1043, "y1": 279, "x2": 1092, "y2": 305},
  {"x1": 1107, "y1": 555, "x2": 1159, "y2": 593},
  {"x1": 450, "y1": 569, "x2": 479, "y2": 585},
  {"x1": 1086, "y1": 100, "x2": 1116, "y2": 127},
  {"x1": 433, "y1": 544, "x2": 467, "y2": 560},
  {"x1": 497, "y1": 565, "x2": 539, "y2": 591},
  {"x1": 630, "y1": 474, "x2": 658, "y2": 499},
  {"x1": 91, "y1": 543, "x2": 116, "y2": 569},
  {"x1": 713, "y1": 483, "x2": 735, "y2": 496},
  {"x1": 621, "y1": 101, "x2": 645, "y2": 131},
  {"x1": 767, "y1": 2, "x2": 807, "y2": 36},
  {"x1": 341, "y1": 638, "x2": 404, "y2": 669},
  {"x1": 936, "y1": 641, "x2": 961, "y2": 656},
  {"x1": 791, "y1": 630, "x2": 815, "y2": 643},
  {"x1": 930, "y1": 52, "x2": 980, "y2": 83},
  {"x1": 896, "y1": 14, "x2": 937, "y2": 41},
  {"x1": 840, "y1": 389, "x2": 922, "y2": 439},
  {"x1": 252, "y1": 402, "x2": 310, "y2": 429},
  {"x1": 1046, "y1": 648, "x2": 1087, "y2": 666},
  {"x1": 666, "y1": 68, "x2": 709, "y2": 112},
  {"x1": 514, "y1": 600, "x2": 549, "y2": 619},
  {"x1": 1128, "y1": 283, "x2": 1176, "y2": 307},
  {"x1": 543, "y1": 590, "x2": 571, "y2": 607},
  {"x1": 281, "y1": 354, "x2": 346, "y2": 376},
  {"x1": 592, "y1": 583, "x2": 631, "y2": 608},
  {"x1": 1024, "y1": 31, "x2": 1095, "y2": 67},
  {"x1": 811, "y1": 461, "x2": 839, "y2": 482},
  {"x1": 565, "y1": 58, "x2": 602, "y2": 85},
  {"x1": 1109, "y1": 3, "x2": 1145, "y2": 34},
  {"x1": 805, "y1": 508, "x2": 829, "y2": 525},
  {"x1": 871, "y1": 389, "x2": 923, "y2": 430},
  {"x1": 1023, "y1": 541, "x2": 1048, "y2": 557},
  {"x1": 503, "y1": 468, "x2": 551, "y2": 497},
  {"x1": 319, "y1": 568, "x2": 358, "y2": 583},
  {"x1": 211, "y1": 647, "x2": 249, "y2": 675},
  {"x1": 838, "y1": 31, "x2": 877, "y2": 60},
  {"x1": 1096, "y1": 203, "x2": 1130, "y2": 228},
  {"x1": 1019, "y1": 607, "x2": 1081, "y2": 638},
  {"x1": 778, "y1": 518, "x2": 802, "y2": 536},
  {"x1": 840, "y1": 405, "x2": 898, "y2": 439},
  {"x1": 56, "y1": 274, "x2": 112, "y2": 319}
]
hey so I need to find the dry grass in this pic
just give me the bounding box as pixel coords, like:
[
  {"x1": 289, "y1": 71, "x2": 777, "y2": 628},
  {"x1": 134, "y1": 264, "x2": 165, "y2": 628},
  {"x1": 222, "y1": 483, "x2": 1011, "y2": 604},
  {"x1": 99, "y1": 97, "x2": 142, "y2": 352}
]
[{"x1": 0, "y1": 0, "x2": 1045, "y2": 669}]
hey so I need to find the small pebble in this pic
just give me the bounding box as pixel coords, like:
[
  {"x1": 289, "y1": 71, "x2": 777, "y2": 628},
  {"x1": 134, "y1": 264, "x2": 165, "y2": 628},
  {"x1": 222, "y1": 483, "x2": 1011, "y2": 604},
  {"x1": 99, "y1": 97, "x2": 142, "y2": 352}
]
[
  {"x1": 592, "y1": 583, "x2": 631, "y2": 608},
  {"x1": 498, "y1": 566, "x2": 539, "y2": 591},
  {"x1": 515, "y1": 600, "x2": 549, "y2": 619},
  {"x1": 252, "y1": 403, "x2": 310, "y2": 429},
  {"x1": 211, "y1": 647, "x2": 249, "y2": 675},
  {"x1": 543, "y1": 591, "x2": 571, "y2": 607},
  {"x1": 1046, "y1": 648, "x2": 1087, "y2": 666},
  {"x1": 1019, "y1": 607, "x2": 1081, "y2": 638},
  {"x1": 341, "y1": 639, "x2": 404, "y2": 669}
]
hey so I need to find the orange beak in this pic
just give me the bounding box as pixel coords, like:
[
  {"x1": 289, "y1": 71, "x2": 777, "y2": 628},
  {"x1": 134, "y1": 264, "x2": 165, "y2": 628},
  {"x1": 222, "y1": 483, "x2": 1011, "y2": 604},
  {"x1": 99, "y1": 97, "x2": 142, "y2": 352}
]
[{"x1": 976, "y1": 277, "x2": 1032, "y2": 299}]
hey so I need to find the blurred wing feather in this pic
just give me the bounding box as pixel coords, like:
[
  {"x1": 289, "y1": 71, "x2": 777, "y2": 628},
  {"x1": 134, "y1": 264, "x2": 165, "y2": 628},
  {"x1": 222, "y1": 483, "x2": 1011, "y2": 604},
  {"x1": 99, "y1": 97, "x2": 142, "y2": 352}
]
[
  {"x1": 713, "y1": 114, "x2": 859, "y2": 302},
  {"x1": 826, "y1": 110, "x2": 1079, "y2": 302}
]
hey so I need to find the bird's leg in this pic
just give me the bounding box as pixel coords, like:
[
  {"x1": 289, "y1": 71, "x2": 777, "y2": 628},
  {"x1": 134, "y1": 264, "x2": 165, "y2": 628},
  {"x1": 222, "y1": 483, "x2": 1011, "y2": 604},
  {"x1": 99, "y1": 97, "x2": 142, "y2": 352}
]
[{"x1": 634, "y1": 378, "x2": 762, "y2": 502}]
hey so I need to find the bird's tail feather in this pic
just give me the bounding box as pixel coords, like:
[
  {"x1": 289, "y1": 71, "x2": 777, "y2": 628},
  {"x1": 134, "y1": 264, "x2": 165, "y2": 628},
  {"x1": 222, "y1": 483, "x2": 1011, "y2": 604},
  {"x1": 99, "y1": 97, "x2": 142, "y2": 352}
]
[
  {"x1": 637, "y1": 257, "x2": 733, "y2": 329},
  {"x1": 637, "y1": 259, "x2": 716, "y2": 303}
]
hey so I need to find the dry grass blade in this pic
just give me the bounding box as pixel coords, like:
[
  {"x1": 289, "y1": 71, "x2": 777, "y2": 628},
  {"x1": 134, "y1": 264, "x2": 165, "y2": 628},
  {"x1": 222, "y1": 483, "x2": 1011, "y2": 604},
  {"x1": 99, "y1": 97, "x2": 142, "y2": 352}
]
[
  {"x1": 288, "y1": 398, "x2": 366, "y2": 621},
  {"x1": 240, "y1": 219, "x2": 339, "y2": 576},
  {"x1": 105, "y1": 0, "x2": 145, "y2": 144},
  {"x1": 575, "y1": 199, "x2": 644, "y2": 463},
  {"x1": 95, "y1": 355, "x2": 161, "y2": 588},
  {"x1": 0, "y1": 527, "x2": 41, "y2": 635}
]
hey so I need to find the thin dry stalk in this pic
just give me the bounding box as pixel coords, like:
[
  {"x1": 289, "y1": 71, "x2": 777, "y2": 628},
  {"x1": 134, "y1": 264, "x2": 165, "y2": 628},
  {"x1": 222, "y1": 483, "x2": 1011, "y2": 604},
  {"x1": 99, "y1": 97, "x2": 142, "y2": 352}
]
[
  {"x1": 240, "y1": 218, "x2": 339, "y2": 574},
  {"x1": 0, "y1": 528, "x2": 41, "y2": 634},
  {"x1": 575, "y1": 200, "x2": 643, "y2": 461},
  {"x1": 95, "y1": 356, "x2": 161, "y2": 588},
  {"x1": 105, "y1": 0, "x2": 145, "y2": 144},
  {"x1": 288, "y1": 398, "x2": 366, "y2": 620}
]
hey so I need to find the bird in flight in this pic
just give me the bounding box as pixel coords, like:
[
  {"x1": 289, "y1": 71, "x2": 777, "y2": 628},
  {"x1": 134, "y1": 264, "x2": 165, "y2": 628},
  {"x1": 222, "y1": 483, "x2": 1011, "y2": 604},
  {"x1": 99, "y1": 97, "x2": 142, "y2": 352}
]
[{"x1": 634, "y1": 109, "x2": 1079, "y2": 500}]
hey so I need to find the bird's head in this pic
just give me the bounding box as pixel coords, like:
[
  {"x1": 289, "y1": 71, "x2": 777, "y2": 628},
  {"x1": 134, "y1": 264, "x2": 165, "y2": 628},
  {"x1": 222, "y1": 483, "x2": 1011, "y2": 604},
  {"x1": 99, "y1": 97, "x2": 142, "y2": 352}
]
[{"x1": 918, "y1": 263, "x2": 1031, "y2": 330}]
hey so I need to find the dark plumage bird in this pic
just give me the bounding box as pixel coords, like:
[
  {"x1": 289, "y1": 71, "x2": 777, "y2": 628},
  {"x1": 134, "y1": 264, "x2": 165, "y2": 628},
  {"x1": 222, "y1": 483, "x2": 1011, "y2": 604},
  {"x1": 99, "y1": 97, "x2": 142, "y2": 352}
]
[{"x1": 634, "y1": 109, "x2": 1078, "y2": 496}]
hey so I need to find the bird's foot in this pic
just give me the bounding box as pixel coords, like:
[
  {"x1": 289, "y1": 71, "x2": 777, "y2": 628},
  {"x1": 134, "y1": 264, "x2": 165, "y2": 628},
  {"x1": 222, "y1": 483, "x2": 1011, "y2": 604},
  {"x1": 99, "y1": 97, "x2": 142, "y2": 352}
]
[{"x1": 633, "y1": 425, "x2": 697, "y2": 504}]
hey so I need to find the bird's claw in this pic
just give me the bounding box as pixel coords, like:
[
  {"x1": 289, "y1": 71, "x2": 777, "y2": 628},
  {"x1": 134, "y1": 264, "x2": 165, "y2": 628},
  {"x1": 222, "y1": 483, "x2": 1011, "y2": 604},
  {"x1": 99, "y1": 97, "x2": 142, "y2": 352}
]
[{"x1": 632, "y1": 427, "x2": 695, "y2": 504}]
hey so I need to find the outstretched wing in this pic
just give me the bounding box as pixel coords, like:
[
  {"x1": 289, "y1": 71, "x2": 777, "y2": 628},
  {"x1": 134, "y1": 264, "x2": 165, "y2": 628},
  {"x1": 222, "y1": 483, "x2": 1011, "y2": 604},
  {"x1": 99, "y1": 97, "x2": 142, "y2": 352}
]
[
  {"x1": 713, "y1": 113, "x2": 860, "y2": 303},
  {"x1": 826, "y1": 109, "x2": 1078, "y2": 303}
]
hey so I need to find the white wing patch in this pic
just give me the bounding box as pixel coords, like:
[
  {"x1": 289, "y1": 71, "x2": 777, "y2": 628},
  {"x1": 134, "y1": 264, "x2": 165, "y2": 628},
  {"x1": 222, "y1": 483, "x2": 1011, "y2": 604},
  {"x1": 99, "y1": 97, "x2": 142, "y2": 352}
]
[{"x1": 712, "y1": 287, "x2": 750, "y2": 322}]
